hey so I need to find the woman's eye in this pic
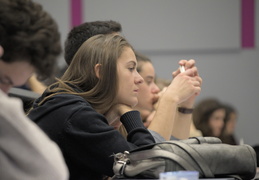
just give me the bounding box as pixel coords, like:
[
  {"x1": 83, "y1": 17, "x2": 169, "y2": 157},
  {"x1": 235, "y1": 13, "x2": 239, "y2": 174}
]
[
  {"x1": 129, "y1": 67, "x2": 135, "y2": 71},
  {"x1": 147, "y1": 81, "x2": 152, "y2": 85}
]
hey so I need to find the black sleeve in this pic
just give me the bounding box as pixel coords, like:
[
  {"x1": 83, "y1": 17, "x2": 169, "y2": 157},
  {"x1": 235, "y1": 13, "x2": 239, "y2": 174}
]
[{"x1": 64, "y1": 107, "x2": 155, "y2": 177}]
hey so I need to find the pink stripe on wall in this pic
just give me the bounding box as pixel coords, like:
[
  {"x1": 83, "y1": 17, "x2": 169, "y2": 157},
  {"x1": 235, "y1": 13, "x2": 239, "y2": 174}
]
[
  {"x1": 242, "y1": 0, "x2": 255, "y2": 48},
  {"x1": 70, "y1": 0, "x2": 82, "y2": 28}
]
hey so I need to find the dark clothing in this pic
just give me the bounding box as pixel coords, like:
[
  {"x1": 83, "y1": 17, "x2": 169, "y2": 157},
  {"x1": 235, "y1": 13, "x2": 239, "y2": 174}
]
[
  {"x1": 220, "y1": 134, "x2": 238, "y2": 145},
  {"x1": 28, "y1": 89, "x2": 155, "y2": 180}
]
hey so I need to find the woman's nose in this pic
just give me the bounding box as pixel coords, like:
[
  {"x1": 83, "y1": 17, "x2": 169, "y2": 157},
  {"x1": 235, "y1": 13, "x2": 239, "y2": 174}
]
[
  {"x1": 135, "y1": 72, "x2": 144, "y2": 84},
  {"x1": 151, "y1": 83, "x2": 160, "y2": 94}
]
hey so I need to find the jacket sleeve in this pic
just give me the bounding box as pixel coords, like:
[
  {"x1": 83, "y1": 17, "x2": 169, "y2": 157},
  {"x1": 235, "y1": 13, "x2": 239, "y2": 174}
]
[
  {"x1": 0, "y1": 91, "x2": 69, "y2": 180},
  {"x1": 64, "y1": 106, "x2": 155, "y2": 177}
]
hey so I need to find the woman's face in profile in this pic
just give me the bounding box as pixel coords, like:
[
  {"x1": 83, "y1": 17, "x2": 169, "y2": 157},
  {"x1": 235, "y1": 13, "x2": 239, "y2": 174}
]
[
  {"x1": 135, "y1": 61, "x2": 160, "y2": 112},
  {"x1": 116, "y1": 47, "x2": 143, "y2": 107},
  {"x1": 208, "y1": 108, "x2": 225, "y2": 137},
  {"x1": 225, "y1": 112, "x2": 237, "y2": 135}
]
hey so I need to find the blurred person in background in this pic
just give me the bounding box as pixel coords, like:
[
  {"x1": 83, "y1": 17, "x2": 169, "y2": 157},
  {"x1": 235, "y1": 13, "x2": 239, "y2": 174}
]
[
  {"x1": 219, "y1": 104, "x2": 238, "y2": 145},
  {"x1": 0, "y1": 0, "x2": 68, "y2": 179},
  {"x1": 193, "y1": 98, "x2": 226, "y2": 137},
  {"x1": 133, "y1": 52, "x2": 202, "y2": 141}
]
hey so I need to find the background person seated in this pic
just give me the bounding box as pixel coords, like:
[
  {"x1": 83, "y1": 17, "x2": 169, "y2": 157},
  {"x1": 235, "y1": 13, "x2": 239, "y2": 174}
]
[{"x1": 192, "y1": 98, "x2": 226, "y2": 138}]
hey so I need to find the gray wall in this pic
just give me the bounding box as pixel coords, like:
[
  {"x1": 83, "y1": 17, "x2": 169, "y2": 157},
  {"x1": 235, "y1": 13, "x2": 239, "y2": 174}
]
[{"x1": 36, "y1": 0, "x2": 259, "y2": 146}]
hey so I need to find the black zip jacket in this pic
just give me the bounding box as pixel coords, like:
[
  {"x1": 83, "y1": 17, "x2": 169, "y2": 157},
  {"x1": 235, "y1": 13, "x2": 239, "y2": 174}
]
[{"x1": 28, "y1": 89, "x2": 155, "y2": 180}]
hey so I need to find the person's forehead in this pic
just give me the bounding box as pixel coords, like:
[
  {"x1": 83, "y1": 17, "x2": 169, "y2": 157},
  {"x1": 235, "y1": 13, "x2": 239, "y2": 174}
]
[
  {"x1": 118, "y1": 47, "x2": 136, "y2": 61},
  {"x1": 0, "y1": 60, "x2": 35, "y2": 86},
  {"x1": 140, "y1": 62, "x2": 155, "y2": 76}
]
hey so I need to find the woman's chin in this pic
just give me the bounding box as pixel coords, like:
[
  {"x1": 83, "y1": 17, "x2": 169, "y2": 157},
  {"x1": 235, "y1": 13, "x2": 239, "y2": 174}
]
[
  {"x1": 113, "y1": 122, "x2": 122, "y2": 130},
  {"x1": 130, "y1": 100, "x2": 138, "y2": 108}
]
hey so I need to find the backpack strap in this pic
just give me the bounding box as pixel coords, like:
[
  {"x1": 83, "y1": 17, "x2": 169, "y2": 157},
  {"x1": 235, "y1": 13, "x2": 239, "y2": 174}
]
[
  {"x1": 128, "y1": 149, "x2": 196, "y2": 170},
  {"x1": 165, "y1": 141, "x2": 214, "y2": 178},
  {"x1": 189, "y1": 137, "x2": 222, "y2": 144},
  {"x1": 114, "y1": 148, "x2": 197, "y2": 177}
]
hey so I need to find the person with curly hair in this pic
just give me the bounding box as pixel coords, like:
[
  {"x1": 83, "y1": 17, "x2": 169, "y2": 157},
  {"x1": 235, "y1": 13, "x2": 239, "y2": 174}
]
[
  {"x1": 0, "y1": 0, "x2": 68, "y2": 179},
  {"x1": 64, "y1": 20, "x2": 122, "y2": 66}
]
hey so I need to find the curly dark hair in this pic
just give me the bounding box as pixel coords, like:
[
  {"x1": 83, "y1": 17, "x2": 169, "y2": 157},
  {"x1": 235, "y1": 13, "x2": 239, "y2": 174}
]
[
  {"x1": 64, "y1": 20, "x2": 122, "y2": 65},
  {"x1": 0, "y1": 0, "x2": 61, "y2": 80}
]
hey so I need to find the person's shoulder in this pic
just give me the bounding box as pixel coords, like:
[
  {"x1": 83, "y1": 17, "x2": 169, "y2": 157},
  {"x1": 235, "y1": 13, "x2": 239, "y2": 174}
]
[
  {"x1": 0, "y1": 90, "x2": 23, "y2": 114},
  {"x1": 51, "y1": 93, "x2": 90, "y2": 106},
  {"x1": 33, "y1": 93, "x2": 92, "y2": 115}
]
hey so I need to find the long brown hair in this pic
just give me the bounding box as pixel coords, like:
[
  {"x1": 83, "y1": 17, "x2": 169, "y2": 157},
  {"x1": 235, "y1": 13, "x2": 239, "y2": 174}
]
[
  {"x1": 39, "y1": 34, "x2": 134, "y2": 114},
  {"x1": 193, "y1": 98, "x2": 225, "y2": 137}
]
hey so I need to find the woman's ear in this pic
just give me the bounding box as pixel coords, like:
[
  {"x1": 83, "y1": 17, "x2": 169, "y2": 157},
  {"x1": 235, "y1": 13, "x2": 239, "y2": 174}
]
[{"x1": 94, "y1": 64, "x2": 102, "y2": 79}]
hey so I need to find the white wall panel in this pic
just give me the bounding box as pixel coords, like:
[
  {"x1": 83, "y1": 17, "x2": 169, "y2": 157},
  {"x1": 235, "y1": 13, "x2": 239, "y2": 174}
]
[{"x1": 83, "y1": 0, "x2": 240, "y2": 52}]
